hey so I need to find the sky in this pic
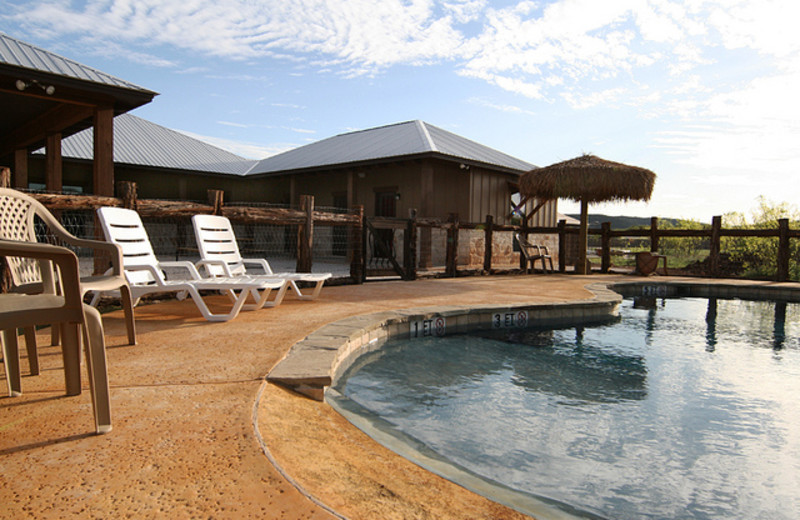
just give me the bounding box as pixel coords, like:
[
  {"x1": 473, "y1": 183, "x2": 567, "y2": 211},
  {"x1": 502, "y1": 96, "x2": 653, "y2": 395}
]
[{"x1": 3, "y1": 0, "x2": 800, "y2": 223}]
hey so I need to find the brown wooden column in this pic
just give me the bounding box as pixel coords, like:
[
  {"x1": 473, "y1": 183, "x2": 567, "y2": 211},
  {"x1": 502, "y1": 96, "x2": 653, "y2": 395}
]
[
  {"x1": 13, "y1": 149, "x2": 28, "y2": 189},
  {"x1": 45, "y1": 133, "x2": 62, "y2": 192},
  {"x1": 297, "y1": 195, "x2": 314, "y2": 273},
  {"x1": 93, "y1": 107, "x2": 114, "y2": 196},
  {"x1": 419, "y1": 160, "x2": 434, "y2": 268}
]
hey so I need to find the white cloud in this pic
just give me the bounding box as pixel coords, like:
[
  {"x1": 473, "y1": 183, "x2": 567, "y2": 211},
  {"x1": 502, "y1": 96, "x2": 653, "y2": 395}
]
[
  {"x1": 178, "y1": 129, "x2": 290, "y2": 159},
  {"x1": 655, "y1": 70, "x2": 800, "y2": 175},
  {"x1": 8, "y1": 0, "x2": 800, "y2": 184}
]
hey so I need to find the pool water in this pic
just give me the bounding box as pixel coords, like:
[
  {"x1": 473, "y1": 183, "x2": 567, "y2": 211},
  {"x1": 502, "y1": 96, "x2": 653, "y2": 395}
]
[{"x1": 331, "y1": 298, "x2": 800, "y2": 519}]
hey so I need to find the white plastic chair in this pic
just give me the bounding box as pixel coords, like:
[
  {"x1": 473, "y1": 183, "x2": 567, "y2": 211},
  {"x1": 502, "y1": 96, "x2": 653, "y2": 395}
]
[
  {"x1": 93, "y1": 207, "x2": 290, "y2": 321},
  {"x1": 0, "y1": 239, "x2": 112, "y2": 434},
  {"x1": 192, "y1": 214, "x2": 331, "y2": 301}
]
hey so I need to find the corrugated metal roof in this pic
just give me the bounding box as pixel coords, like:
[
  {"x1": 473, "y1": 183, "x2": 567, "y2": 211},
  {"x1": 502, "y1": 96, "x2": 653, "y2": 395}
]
[
  {"x1": 41, "y1": 113, "x2": 256, "y2": 175},
  {"x1": 0, "y1": 32, "x2": 152, "y2": 93},
  {"x1": 248, "y1": 120, "x2": 535, "y2": 175}
]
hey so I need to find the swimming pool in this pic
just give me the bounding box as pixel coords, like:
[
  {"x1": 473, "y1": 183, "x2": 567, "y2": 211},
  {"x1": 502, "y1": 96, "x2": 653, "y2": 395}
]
[{"x1": 329, "y1": 297, "x2": 800, "y2": 519}]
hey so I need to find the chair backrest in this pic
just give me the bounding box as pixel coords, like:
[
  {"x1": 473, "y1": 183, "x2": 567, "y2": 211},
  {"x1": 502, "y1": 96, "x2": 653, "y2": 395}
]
[
  {"x1": 0, "y1": 188, "x2": 74, "y2": 287},
  {"x1": 96, "y1": 207, "x2": 160, "y2": 286},
  {"x1": 192, "y1": 214, "x2": 246, "y2": 277}
]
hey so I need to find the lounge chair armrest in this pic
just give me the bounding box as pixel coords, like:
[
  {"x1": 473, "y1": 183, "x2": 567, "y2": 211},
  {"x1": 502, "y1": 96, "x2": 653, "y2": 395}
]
[
  {"x1": 0, "y1": 239, "x2": 81, "y2": 303},
  {"x1": 241, "y1": 258, "x2": 272, "y2": 274},
  {"x1": 157, "y1": 260, "x2": 205, "y2": 280},
  {"x1": 123, "y1": 264, "x2": 169, "y2": 284},
  {"x1": 195, "y1": 259, "x2": 235, "y2": 277}
]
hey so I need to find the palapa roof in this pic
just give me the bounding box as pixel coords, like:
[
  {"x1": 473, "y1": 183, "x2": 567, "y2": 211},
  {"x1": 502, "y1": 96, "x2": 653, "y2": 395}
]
[{"x1": 520, "y1": 154, "x2": 656, "y2": 203}]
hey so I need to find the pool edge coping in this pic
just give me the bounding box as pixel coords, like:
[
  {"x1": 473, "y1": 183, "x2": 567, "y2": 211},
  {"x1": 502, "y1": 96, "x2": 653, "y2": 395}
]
[
  {"x1": 267, "y1": 278, "x2": 800, "y2": 400},
  {"x1": 267, "y1": 281, "x2": 622, "y2": 400}
]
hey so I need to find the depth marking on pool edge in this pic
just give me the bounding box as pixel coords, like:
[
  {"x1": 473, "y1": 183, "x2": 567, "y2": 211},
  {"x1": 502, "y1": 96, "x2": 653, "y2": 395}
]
[
  {"x1": 492, "y1": 310, "x2": 529, "y2": 329},
  {"x1": 410, "y1": 316, "x2": 447, "y2": 338}
]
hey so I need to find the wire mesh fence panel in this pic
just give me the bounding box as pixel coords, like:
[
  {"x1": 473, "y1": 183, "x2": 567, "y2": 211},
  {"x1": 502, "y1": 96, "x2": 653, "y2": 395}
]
[{"x1": 33, "y1": 210, "x2": 112, "y2": 277}]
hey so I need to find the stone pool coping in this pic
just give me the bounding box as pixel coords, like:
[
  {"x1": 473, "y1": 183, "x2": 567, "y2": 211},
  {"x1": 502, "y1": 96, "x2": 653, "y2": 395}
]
[
  {"x1": 267, "y1": 282, "x2": 622, "y2": 400},
  {"x1": 267, "y1": 278, "x2": 800, "y2": 400}
]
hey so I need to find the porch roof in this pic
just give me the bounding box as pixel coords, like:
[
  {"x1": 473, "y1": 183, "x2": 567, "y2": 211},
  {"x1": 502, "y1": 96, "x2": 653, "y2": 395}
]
[{"x1": 0, "y1": 32, "x2": 157, "y2": 156}]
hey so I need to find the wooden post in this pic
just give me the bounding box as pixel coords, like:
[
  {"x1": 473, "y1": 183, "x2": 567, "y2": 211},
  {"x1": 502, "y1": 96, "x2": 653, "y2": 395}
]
[
  {"x1": 709, "y1": 215, "x2": 722, "y2": 278},
  {"x1": 297, "y1": 195, "x2": 314, "y2": 273},
  {"x1": 601, "y1": 221, "x2": 611, "y2": 273},
  {"x1": 576, "y1": 199, "x2": 589, "y2": 274},
  {"x1": 650, "y1": 217, "x2": 659, "y2": 252},
  {"x1": 208, "y1": 189, "x2": 224, "y2": 215},
  {"x1": 350, "y1": 205, "x2": 364, "y2": 283},
  {"x1": 13, "y1": 149, "x2": 27, "y2": 189},
  {"x1": 45, "y1": 133, "x2": 62, "y2": 192},
  {"x1": 557, "y1": 219, "x2": 567, "y2": 273},
  {"x1": 483, "y1": 214, "x2": 493, "y2": 274},
  {"x1": 777, "y1": 218, "x2": 790, "y2": 282},
  {"x1": 518, "y1": 222, "x2": 528, "y2": 271},
  {"x1": 117, "y1": 181, "x2": 138, "y2": 209},
  {"x1": 93, "y1": 107, "x2": 115, "y2": 196},
  {"x1": 446, "y1": 213, "x2": 459, "y2": 277},
  {"x1": 404, "y1": 210, "x2": 417, "y2": 281},
  {"x1": 0, "y1": 168, "x2": 8, "y2": 291}
]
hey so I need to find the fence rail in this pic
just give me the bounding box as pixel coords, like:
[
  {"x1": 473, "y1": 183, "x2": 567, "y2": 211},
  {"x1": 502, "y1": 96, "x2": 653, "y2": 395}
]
[{"x1": 3, "y1": 170, "x2": 799, "y2": 283}]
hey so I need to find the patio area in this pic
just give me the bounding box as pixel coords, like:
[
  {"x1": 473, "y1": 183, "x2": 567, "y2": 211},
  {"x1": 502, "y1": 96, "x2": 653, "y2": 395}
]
[{"x1": 2, "y1": 273, "x2": 761, "y2": 519}]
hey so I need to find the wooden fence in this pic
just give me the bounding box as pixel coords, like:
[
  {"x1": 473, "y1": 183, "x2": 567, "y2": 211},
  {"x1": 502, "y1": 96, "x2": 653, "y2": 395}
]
[
  {"x1": 586, "y1": 215, "x2": 799, "y2": 281},
  {"x1": 3, "y1": 169, "x2": 799, "y2": 283}
]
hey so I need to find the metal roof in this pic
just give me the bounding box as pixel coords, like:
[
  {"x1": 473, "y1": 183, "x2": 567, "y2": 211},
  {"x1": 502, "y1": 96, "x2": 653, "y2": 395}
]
[
  {"x1": 41, "y1": 113, "x2": 256, "y2": 175},
  {"x1": 248, "y1": 120, "x2": 535, "y2": 175},
  {"x1": 0, "y1": 32, "x2": 152, "y2": 93}
]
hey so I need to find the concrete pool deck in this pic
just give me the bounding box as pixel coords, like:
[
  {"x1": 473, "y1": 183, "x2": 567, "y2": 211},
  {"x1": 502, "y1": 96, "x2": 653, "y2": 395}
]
[{"x1": 3, "y1": 274, "x2": 800, "y2": 519}]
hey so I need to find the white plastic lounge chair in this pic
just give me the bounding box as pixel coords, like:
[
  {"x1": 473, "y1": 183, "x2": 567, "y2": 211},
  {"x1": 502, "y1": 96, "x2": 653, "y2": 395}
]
[
  {"x1": 192, "y1": 214, "x2": 331, "y2": 300},
  {"x1": 0, "y1": 239, "x2": 112, "y2": 434},
  {"x1": 93, "y1": 207, "x2": 290, "y2": 322}
]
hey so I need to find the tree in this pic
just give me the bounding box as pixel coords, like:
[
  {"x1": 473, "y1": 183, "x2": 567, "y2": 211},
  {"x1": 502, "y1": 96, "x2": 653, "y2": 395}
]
[{"x1": 722, "y1": 197, "x2": 800, "y2": 279}]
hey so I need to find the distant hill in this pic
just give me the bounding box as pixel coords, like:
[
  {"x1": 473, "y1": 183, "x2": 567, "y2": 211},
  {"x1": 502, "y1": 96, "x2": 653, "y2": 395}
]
[{"x1": 566, "y1": 214, "x2": 681, "y2": 229}]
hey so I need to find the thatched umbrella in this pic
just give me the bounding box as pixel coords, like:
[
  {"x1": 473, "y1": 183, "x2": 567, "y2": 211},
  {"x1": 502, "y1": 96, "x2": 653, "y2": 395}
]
[{"x1": 520, "y1": 154, "x2": 656, "y2": 274}]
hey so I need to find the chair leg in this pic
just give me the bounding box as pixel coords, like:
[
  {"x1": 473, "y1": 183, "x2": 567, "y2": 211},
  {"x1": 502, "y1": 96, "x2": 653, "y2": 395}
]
[
  {"x1": 294, "y1": 280, "x2": 325, "y2": 301},
  {"x1": 23, "y1": 327, "x2": 39, "y2": 375},
  {"x1": 81, "y1": 305, "x2": 112, "y2": 434},
  {"x1": 120, "y1": 284, "x2": 137, "y2": 345},
  {"x1": 2, "y1": 329, "x2": 22, "y2": 397},
  {"x1": 185, "y1": 286, "x2": 249, "y2": 322},
  {"x1": 247, "y1": 281, "x2": 290, "y2": 309},
  {"x1": 60, "y1": 323, "x2": 82, "y2": 396}
]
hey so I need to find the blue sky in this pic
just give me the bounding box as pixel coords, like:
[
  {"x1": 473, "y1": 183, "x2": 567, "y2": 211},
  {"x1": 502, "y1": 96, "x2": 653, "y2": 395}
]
[{"x1": 4, "y1": 0, "x2": 800, "y2": 223}]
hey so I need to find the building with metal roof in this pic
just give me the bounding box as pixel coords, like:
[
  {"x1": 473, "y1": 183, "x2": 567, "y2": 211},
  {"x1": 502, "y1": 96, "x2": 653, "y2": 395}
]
[
  {"x1": 0, "y1": 32, "x2": 157, "y2": 194},
  {"x1": 2, "y1": 33, "x2": 556, "y2": 235},
  {"x1": 248, "y1": 120, "x2": 534, "y2": 175},
  {"x1": 26, "y1": 114, "x2": 258, "y2": 200}
]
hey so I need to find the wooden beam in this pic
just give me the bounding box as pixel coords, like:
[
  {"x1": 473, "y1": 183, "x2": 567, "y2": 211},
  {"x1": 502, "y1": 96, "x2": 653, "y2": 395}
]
[
  {"x1": 0, "y1": 103, "x2": 93, "y2": 156},
  {"x1": 13, "y1": 149, "x2": 28, "y2": 189},
  {"x1": 45, "y1": 133, "x2": 62, "y2": 193},
  {"x1": 507, "y1": 195, "x2": 530, "y2": 219},
  {"x1": 524, "y1": 199, "x2": 549, "y2": 224},
  {"x1": 93, "y1": 107, "x2": 114, "y2": 196}
]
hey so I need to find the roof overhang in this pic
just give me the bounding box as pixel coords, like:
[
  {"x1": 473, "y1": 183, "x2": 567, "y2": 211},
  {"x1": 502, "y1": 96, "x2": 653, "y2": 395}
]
[
  {"x1": 246, "y1": 151, "x2": 528, "y2": 179},
  {"x1": 0, "y1": 63, "x2": 157, "y2": 157}
]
